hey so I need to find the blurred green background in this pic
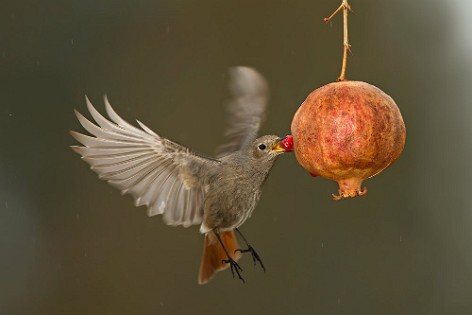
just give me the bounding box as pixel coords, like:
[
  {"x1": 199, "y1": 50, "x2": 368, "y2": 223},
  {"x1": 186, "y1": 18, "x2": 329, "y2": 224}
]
[{"x1": 1, "y1": 0, "x2": 471, "y2": 314}]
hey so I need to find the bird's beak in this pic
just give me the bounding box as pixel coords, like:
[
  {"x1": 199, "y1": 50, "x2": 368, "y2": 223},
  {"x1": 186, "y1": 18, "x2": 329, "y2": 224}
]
[{"x1": 271, "y1": 135, "x2": 294, "y2": 153}]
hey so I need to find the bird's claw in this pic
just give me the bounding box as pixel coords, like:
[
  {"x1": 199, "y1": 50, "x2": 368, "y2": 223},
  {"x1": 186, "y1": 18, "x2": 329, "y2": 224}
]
[
  {"x1": 235, "y1": 246, "x2": 266, "y2": 272},
  {"x1": 222, "y1": 258, "x2": 245, "y2": 283}
]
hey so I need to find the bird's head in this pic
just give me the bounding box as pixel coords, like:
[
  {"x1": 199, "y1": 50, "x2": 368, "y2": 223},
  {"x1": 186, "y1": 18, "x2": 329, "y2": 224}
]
[{"x1": 249, "y1": 135, "x2": 293, "y2": 163}]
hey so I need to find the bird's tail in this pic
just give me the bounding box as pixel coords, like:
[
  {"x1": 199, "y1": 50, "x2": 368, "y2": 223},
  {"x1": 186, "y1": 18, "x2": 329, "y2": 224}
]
[{"x1": 198, "y1": 230, "x2": 241, "y2": 284}]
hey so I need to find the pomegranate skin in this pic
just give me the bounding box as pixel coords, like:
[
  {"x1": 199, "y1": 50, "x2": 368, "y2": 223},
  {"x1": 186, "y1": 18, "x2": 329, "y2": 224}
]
[{"x1": 291, "y1": 81, "x2": 406, "y2": 200}]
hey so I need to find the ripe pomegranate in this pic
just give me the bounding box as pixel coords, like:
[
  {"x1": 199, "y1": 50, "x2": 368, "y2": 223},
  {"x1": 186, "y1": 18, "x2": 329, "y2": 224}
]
[{"x1": 291, "y1": 81, "x2": 406, "y2": 200}]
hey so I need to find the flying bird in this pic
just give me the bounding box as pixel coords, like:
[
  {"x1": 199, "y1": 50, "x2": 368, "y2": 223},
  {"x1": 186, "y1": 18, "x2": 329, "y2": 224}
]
[{"x1": 70, "y1": 67, "x2": 293, "y2": 284}]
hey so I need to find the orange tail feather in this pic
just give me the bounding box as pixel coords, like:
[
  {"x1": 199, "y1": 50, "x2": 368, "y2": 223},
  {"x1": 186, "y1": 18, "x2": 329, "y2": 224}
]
[{"x1": 198, "y1": 230, "x2": 241, "y2": 284}]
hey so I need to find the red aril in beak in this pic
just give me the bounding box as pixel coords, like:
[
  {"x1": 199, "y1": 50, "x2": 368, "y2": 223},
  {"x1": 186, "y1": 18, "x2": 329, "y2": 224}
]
[
  {"x1": 271, "y1": 135, "x2": 294, "y2": 152},
  {"x1": 280, "y1": 135, "x2": 293, "y2": 152}
]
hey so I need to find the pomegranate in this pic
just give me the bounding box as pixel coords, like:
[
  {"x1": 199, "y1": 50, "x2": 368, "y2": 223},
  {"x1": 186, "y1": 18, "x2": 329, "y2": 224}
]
[{"x1": 291, "y1": 81, "x2": 406, "y2": 200}]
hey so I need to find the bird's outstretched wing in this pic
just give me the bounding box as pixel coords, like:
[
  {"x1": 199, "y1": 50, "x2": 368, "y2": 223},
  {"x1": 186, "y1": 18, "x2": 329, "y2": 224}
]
[
  {"x1": 70, "y1": 96, "x2": 220, "y2": 227},
  {"x1": 216, "y1": 66, "x2": 269, "y2": 156}
]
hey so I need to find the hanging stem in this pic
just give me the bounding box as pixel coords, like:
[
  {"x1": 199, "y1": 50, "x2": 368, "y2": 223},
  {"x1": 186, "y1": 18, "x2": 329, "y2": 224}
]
[{"x1": 324, "y1": 0, "x2": 353, "y2": 81}]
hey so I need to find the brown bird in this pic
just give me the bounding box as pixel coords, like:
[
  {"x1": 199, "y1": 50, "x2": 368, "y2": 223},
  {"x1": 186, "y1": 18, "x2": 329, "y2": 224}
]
[{"x1": 70, "y1": 66, "x2": 293, "y2": 284}]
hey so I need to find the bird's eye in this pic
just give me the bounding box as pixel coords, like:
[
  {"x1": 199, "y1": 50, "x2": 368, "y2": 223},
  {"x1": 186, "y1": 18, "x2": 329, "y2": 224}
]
[{"x1": 258, "y1": 144, "x2": 266, "y2": 150}]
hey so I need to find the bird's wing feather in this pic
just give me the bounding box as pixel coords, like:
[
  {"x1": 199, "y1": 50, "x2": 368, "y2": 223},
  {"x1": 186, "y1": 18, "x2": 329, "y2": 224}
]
[
  {"x1": 216, "y1": 66, "x2": 269, "y2": 157},
  {"x1": 71, "y1": 96, "x2": 220, "y2": 227}
]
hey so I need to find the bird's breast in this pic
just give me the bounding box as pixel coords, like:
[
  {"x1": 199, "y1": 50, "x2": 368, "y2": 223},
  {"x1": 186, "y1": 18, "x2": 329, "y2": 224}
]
[{"x1": 202, "y1": 176, "x2": 262, "y2": 231}]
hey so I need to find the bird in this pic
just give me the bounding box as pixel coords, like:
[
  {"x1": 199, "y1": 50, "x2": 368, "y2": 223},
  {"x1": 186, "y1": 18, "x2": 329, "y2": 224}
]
[{"x1": 70, "y1": 66, "x2": 293, "y2": 284}]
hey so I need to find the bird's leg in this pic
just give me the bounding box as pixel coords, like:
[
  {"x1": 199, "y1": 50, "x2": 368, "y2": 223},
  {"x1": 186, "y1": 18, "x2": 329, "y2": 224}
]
[
  {"x1": 234, "y1": 228, "x2": 266, "y2": 272},
  {"x1": 213, "y1": 230, "x2": 245, "y2": 283}
]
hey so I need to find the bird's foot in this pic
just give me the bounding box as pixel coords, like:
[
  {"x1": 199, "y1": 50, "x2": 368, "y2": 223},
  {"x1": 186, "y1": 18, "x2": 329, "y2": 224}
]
[
  {"x1": 222, "y1": 257, "x2": 245, "y2": 283},
  {"x1": 235, "y1": 245, "x2": 266, "y2": 272}
]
